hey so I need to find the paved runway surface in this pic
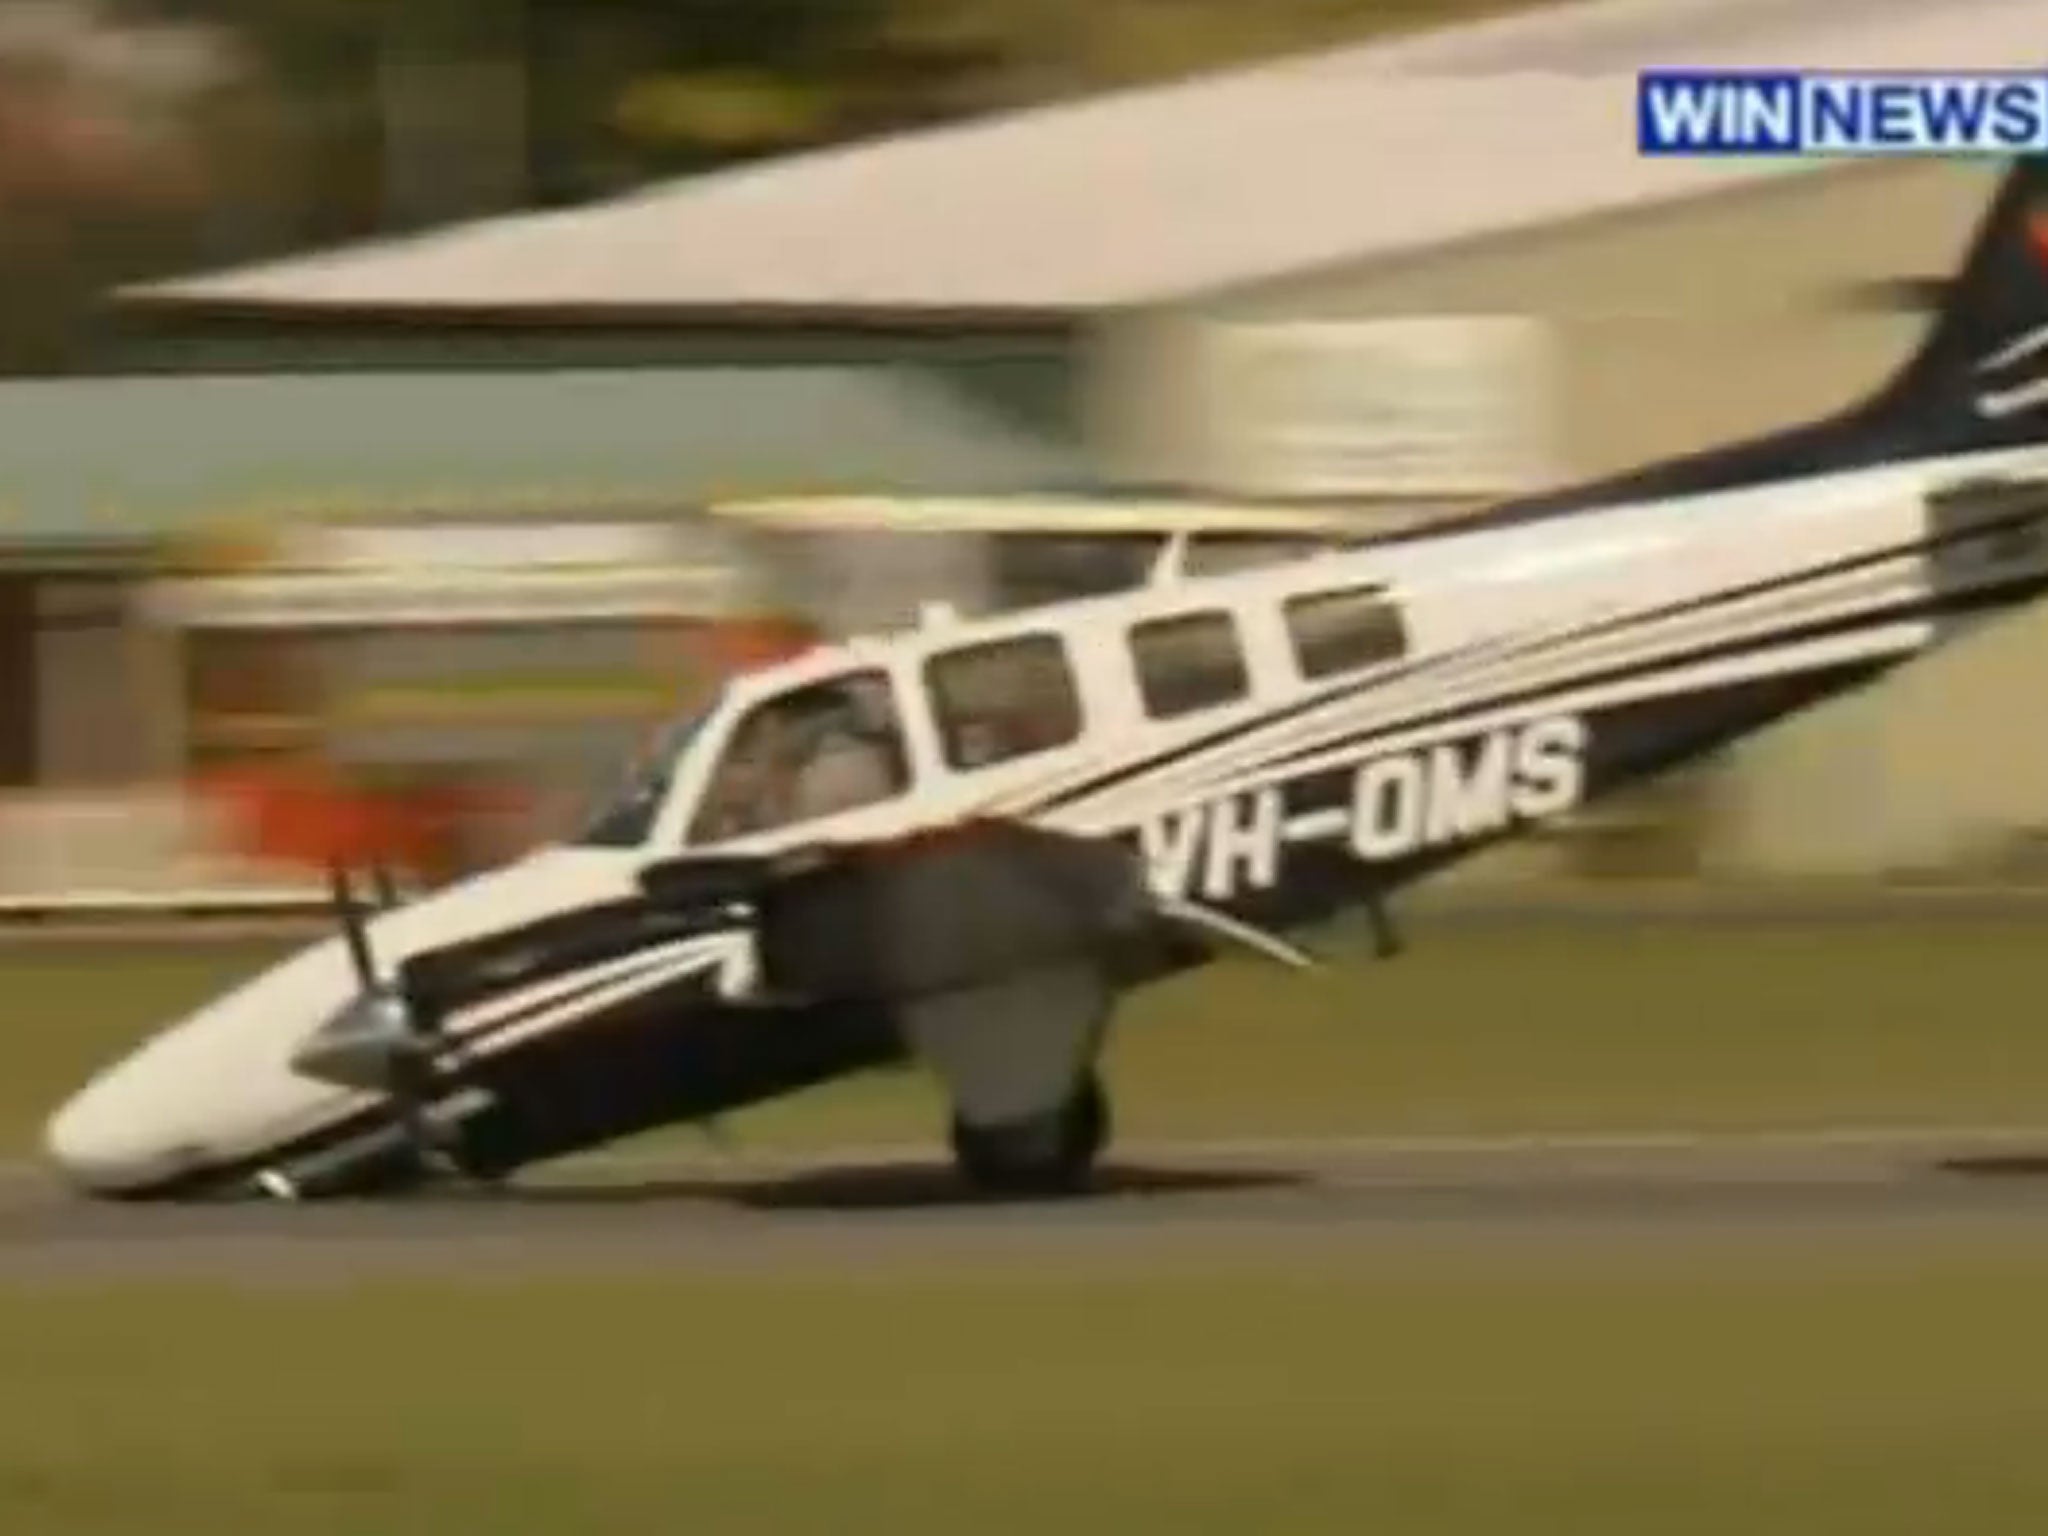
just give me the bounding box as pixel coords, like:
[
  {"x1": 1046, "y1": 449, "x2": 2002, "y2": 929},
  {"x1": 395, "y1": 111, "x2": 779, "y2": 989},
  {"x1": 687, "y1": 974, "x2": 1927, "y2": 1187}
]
[{"x1": 7, "y1": 1129, "x2": 2048, "y2": 1278}]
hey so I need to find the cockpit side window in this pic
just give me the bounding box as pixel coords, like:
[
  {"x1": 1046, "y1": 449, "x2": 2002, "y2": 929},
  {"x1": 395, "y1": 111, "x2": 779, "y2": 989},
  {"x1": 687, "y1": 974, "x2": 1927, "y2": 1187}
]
[
  {"x1": 1283, "y1": 584, "x2": 1409, "y2": 680},
  {"x1": 926, "y1": 633, "x2": 1082, "y2": 771},
  {"x1": 686, "y1": 670, "x2": 910, "y2": 843}
]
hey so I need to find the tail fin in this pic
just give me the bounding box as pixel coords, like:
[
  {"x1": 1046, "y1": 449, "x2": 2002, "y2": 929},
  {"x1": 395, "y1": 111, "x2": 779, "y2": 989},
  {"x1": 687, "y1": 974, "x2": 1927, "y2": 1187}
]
[{"x1": 1870, "y1": 154, "x2": 2048, "y2": 440}]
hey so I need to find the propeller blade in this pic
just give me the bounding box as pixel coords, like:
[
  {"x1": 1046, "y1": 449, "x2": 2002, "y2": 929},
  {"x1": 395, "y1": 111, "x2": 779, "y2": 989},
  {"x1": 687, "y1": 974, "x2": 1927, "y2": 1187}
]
[
  {"x1": 328, "y1": 861, "x2": 377, "y2": 989},
  {"x1": 369, "y1": 862, "x2": 399, "y2": 911}
]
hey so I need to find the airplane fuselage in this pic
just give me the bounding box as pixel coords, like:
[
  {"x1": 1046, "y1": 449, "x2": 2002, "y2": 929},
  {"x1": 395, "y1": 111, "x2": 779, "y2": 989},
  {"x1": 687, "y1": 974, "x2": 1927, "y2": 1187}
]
[{"x1": 42, "y1": 437, "x2": 2048, "y2": 1200}]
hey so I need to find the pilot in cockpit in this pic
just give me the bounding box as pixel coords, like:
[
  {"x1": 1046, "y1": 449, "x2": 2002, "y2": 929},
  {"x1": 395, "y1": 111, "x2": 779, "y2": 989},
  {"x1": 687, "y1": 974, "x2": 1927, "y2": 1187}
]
[
  {"x1": 696, "y1": 677, "x2": 904, "y2": 839},
  {"x1": 784, "y1": 682, "x2": 900, "y2": 821}
]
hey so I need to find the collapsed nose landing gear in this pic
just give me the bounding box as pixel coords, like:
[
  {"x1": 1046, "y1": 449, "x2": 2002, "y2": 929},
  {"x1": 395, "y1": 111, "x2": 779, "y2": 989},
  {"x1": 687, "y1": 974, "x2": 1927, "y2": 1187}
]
[{"x1": 256, "y1": 862, "x2": 487, "y2": 1202}]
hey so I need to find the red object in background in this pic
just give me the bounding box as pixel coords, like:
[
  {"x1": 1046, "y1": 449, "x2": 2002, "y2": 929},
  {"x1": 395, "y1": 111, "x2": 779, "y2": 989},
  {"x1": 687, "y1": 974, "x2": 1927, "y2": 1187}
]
[
  {"x1": 196, "y1": 615, "x2": 820, "y2": 883},
  {"x1": 200, "y1": 761, "x2": 548, "y2": 886},
  {"x1": 705, "y1": 616, "x2": 817, "y2": 676},
  {"x1": 196, "y1": 763, "x2": 466, "y2": 879}
]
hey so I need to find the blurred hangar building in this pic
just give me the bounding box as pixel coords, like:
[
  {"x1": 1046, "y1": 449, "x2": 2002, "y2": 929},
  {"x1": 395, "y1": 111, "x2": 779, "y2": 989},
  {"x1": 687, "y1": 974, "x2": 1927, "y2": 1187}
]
[{"x1": 5, "y1": 0, "x2": 2042, "y2": 897}]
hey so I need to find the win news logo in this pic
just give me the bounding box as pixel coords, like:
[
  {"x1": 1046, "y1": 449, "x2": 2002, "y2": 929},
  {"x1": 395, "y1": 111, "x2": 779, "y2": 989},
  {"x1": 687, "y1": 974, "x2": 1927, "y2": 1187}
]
[{"x1": 1638, "y1": 71, "x2": 2048, "y2": 156}]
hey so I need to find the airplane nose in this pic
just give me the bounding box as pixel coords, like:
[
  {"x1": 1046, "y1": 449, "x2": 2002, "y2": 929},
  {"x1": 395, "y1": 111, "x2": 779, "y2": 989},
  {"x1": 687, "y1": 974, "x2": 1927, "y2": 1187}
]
[
  {"x1": 41, "y1": 852, "x2": 617, "y2": 1198},
  {"x1": 39, "y1": 937, "x2": 386, "y2": 1197},
  {"x1": 42, "y1": 998, "x2": 341, "y2": 1197},
  {"x1": 42, "y1": 1069, "x2": 192, "y2": 1193},
  {"x1": 42, "y1": 976, "x2": 323, "y2": 1195}
]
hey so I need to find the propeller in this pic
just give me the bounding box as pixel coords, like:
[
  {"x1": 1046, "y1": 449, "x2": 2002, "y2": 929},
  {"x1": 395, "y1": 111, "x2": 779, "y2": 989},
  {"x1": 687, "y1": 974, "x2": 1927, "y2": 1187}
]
[
  {"x1": 331, "y1": 862, "x2": 378, "y2": 988},
  {"x1": 293, "y1": 861, "x2": 461, "y2": 1181}
]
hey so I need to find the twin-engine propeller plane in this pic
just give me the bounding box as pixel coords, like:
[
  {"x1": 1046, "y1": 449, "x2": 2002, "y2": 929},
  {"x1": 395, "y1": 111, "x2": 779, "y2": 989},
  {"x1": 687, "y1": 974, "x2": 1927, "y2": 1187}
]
[{"x1": 43, "y1": 154, "x2": 2048, "y2": 1202}]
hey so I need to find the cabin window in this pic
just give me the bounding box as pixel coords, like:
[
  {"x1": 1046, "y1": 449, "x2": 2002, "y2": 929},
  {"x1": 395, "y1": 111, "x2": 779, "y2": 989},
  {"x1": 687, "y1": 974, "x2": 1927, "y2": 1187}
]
[
  {"x1": 687, "y1": 670, "x2": 910, "y2": 842},
  {"x1": 1283, "y1": 585, "x2": 1408, "y2": 680},
  {"x1": 926, "y1": 633, "x2": 1082, "y2": 770},
  {"x1": 1129, "y1": 610, "x2": 1249, "y2": 719}
]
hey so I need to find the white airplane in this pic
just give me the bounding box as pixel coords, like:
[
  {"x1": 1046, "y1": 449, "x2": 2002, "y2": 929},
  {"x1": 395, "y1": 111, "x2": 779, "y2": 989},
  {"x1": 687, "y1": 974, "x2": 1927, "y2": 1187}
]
[{"x1": 42, "y1": 154, "x2": 2048, "y2": 1202}]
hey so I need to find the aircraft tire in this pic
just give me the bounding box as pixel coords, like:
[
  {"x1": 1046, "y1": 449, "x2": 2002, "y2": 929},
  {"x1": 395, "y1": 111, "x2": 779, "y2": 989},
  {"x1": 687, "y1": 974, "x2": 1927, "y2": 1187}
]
[{"x1": 949, "y1": 1072, "x2": 1109, "y2": 1197}]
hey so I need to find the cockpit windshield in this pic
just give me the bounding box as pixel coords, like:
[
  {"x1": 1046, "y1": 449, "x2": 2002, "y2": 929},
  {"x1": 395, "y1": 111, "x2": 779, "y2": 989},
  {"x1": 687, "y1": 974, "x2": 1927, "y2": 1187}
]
[{"x1": 569, "y1": 700, "x2": 719, "y2": 848}]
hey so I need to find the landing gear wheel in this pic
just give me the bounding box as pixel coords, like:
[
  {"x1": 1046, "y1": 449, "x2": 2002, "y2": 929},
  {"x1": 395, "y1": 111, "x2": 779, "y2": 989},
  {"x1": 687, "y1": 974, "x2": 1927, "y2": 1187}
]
[
  {"x1": 237, "y1": 1116, "x2": 497, "y2": 1203},
  {"x1": 949, "y1": 1073, "x2": 1110, "y2": 1197}
]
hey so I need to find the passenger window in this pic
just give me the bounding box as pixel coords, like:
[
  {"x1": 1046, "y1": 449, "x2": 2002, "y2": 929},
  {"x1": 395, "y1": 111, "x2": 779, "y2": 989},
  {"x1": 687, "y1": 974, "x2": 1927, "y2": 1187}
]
[
  {"x1": 687, "y1": 670, "x2": 909, "y2": 842},
  {"x1": 1129, "y1": 610, "x2": 1249, "y2": 719},
  {"x1": 1284, "y1": 585, "x2": 1408, "y2": 679},
  {"x1": 927, "y1": 633, "x2": 1082, "y2": 770}
]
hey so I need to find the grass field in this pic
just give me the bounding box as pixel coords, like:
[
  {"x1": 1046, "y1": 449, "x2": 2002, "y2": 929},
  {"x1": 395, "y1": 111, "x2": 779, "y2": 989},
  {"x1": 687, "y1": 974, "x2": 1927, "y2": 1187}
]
[
  {"x1": 13, "y1": 906, "x2": 2048, "y2": 1158},
  {"x1": 6, "y1": 1233, "x2": 2048, "y2": 1534},
  {"x1": 11, "y1": 910, "x2": 2048, "y2": 1533}
]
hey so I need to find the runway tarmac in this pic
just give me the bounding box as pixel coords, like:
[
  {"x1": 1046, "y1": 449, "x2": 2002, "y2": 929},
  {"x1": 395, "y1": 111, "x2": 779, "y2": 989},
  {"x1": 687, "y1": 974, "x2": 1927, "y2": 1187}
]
[{"x1": 7, "y1": 1127, "x2": 2048, "y2": 1278}]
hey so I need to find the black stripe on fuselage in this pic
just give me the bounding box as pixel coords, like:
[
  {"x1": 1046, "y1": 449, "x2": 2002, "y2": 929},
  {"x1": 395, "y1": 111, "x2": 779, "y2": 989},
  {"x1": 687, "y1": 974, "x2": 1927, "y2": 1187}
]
[
  {"x1": 1224, "y1": 574, "x2": 2041, "y2": 791},
  {"x1": 1035, "y1": 488, "x2": 2048, "y2": 814},
  {"x1": 415, "y1": 942, "x2": 728, "y2": 1067},
  {"x1": 1149, "y1": 653, "x2": 1894, "y2": 939},
  {"x1": 1048, "y1": 576, "x2": 2045, "y2": 938},
  {"x1": 101, "y1": 975, "x2": 906, "y2": 1202}
]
